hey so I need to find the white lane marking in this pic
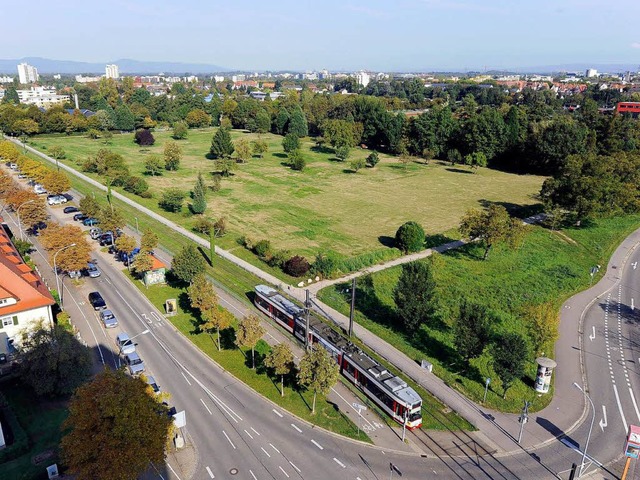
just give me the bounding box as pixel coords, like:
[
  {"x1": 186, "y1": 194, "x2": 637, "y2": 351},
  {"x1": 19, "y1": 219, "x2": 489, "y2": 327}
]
[
  {"x1": 589, "y1": 326, "x2": 595, "y2": 341},
  {"x1": 614, "y1": 384, "x2": 629, "y2": 432},
  {"x1": 270, "y1": 443, "x2": 280, "y2": 454},
  {"x1": 251, "y1": 427, "x2": 261, "y2": 436},
  {"x1": 200, "y1": 398, "x2": 212, "y2": 415},
  {"x1": 599, "y1": 405, "x2": 607, "y2": 432},
  {"x1": 291, "y1": 423, "x2": 302, "y2": 433},
  {"x1": 273, "y1": 409, "x2": 283, "y2": 418},
  {"x1": 206, "y1": 466, "x2": 215, "y2": 478},
  {"x1": 151, "y1": 311, "x2": 163, "y2": 323},
  {"x1": 560, "y1": 438, "x2": 604, "y2": 466},
  {"x1": 633, "y1": 261, "x2": 637, "y2": 270},
  {"x1": 249, "y1": 470, "x2": 257, "y2": 480},
  {"x1": 261, "y1": 447, "x2": 271, "y2": 458},
  {"x1": 278, "y1": 466, "x2": 290, "y2": 478},
  {"x1": 142, "y1": 313, "x2": 152, "y2": 324},
  {"x1": 222, "y1": 430, "x2": 236, "y2": 449},
  {"x1": 180, "y1": 371, "x2": 192, "y2": 386},
  {"x1": 167, "y1": 463, "x2": 182, "y2": 480},
  {"x1": 244, "y1": 429, "x2": 254, "y2": 439},
  {"x1": 630, "y1": 387, "x2": 640, "y2": 422},
  {"x1": 289, "y1": 461, "x2": 300, "y2": 473},
  {"x1": 333, "y1": 458, "x2": 346, "y2": 468},
  {"x1": 311, "y1": 439, "x2": 323, "y2": 450}
]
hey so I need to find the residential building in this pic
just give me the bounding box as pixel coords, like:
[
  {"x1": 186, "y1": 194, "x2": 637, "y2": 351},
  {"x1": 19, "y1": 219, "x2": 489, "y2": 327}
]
[
  {"x1": 0, "y1": 222, "x2": 55, "y2": 358},
  {"x1": 212, "y1": 75, "x2": 225, "y2": 83},
  {"x1": 585, "y1": 68, "x2": 598, "y2": 78},
  {"x1": 75, "y1": 74, "x2": 101, "y2": 83},
  {"x1": 231, "y1": 74, "x2": 246, "y2": 82},
  {"x1": 0, "y1": 76, "x2": 13, "y2": 84},
  {"x1": 16, "y1": 87, "x2": 69, "y2": 108},
  {"x1": 105, "y1": 64, "x2": 120, "y2": 79},
  {"x1": 0, "y1": 89, "x2": 4, "y2": 101},
  {"x1": 356, "y1": 71, "x2": 370, "y2": 88},
  {"x1": 17, "y1": 63, "x2": 39, "y2": 84}
]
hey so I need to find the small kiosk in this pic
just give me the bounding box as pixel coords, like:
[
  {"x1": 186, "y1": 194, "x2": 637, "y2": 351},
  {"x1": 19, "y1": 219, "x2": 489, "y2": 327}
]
[{"x1": 534, "y1": 357, "x2": 557, "y2": 394}]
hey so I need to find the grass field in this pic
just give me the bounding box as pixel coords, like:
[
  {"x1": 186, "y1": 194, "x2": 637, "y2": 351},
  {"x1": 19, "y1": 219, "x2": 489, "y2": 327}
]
[
  {"x1": 319, "y1": 215, "x2": 640, "y2": 413},
  {"x1": 30, "y1": 129, "x2": 545, "y2": 262}
]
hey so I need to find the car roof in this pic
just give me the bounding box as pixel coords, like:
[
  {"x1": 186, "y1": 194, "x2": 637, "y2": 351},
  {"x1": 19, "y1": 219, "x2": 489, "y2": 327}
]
[
  {"x1": 126, "y1": 352, "x2": 141, "y2": 360},
  {"x1": 101, "y1": 309, "x2": 113, "y2": 316},
  {"x1": 117, "y1": 332, "x2": 131, "y2": 341}
]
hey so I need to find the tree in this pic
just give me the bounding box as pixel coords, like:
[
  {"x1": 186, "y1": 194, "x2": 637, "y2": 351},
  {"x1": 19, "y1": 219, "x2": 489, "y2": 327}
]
[
  {"x1": 60, "y1": 369, "x2": 171, "y2": 480},
  {"x1": 134, "y1": 129, "x2": 155, "y2": 146},
  {"x1": 202, "y1": 308, "x2": 234, "y2": 352},
  {"x1": 131, "y1": 251, "x2": 154, "y2": 275},
  {"x1": 264, "y1": 343, "x2": 294, "y2": 396},
  {"x1": 459, "y1": 205, "x2": 528, "y2": 260},
  {"x1": 115, "y1": 234, "x2": 137, "y2": 270},
  {"x1": 523, "y1": 302, "x2": 559, "y2": 356},
  {"x1": 282, "y1": 133, "x2": 300, "y2": 154},
  {"x1": 172, "y1": 121, "x2": 188, "y2": 140},
  {"x1": 124, "y1": 176, "x2": 149, "y2": 196},
  {"x1": 283, "y1": 255, "x2": 310, "y2": 276},
  {"x1": 144, "y1": 155, "x2": 164, "y2": 176},
  {"x1": 236, "y1": 315, "x2": 266, "y2": 369},
  {"x1": 13, "y1": 118, "x2": 39, "y2": 136},
  {"x1": 40, "y1": 224, "x2": 92, "y2": 272},
  {"x1": 79, "y1": 195, "x2": 100, "y2": 217},
  {"x1": 289, "y1": 149, "x2": 306, "y2": 171},
  {"x1": 17, "y1": 321, "x2": 92, "y2": 397},
  {"x1": 210, "y1": 127, "x2": 235, "y2": 158},
  {"x1": 141, "y1": 229, "x2": 159, "y2": 252},
  {"x1": 191, "y1": 172, "x2": 207, "y2": 214},
  {"x1": 492, "y1": 333, "x2": 528, "y2": 398},
  {"x1": 159, "y1": 188, "x2": 186, "y2": 212},
  {"x1": 172, "y1": 244, "x2": 206, "y2": 284},
  {"x1": 49, "y1": 145, "x2": 66, "y2": 160},
  {"x1": 395, "y1": 221, "x2": 425, "y2": 253},
  {"x1": 287, "y1": 106, "x2": 308, "y2": 137},
  {"x1": 185, "y1": 109, "x2": 211, "y2": 128},
  {"x1": 464, "y1": 151, "x2": 487, "y2": 172},
  {"x1": 97, "y1": 206, "x2": 125, "y2": 233},
  {"x1": 297, "y1": 347, "x2": 339, "y2": 414},
  {"x1": 164, "y1": 141, "x2": 182, "y2": 170},
  {"x1": 453, "y1": 300, "x2": 492, "y2": 362},
  {"x1": 366, "y1": 151, "x2": 379, "y2": 168},
  {"x1": 350, "y1": 157, "x2": 366, "y2": 172},
  {"x1": 234, "y1": 138, "x2": 252, "y2": 163},
  {"x1": 254, "y1": 109, "x2": 271, "y2": 134},
  {"x1": 335, "y1": 145, "x2": 350, "y2": 162},
  {"x1": 19, "y1": 198, "x2": 48, "y2": 230},
  {"x1": 252, "y1": 138, "x2": 269, "y2": 158},
  {"x1": 393, "y1": 260, "x2": 437, "y2": 331},
  {"x1": 274, "y1": 107, "x2": 290, "y2": 135},
  {"x1": 114, "y1": 105, "x2": 135, "y2": 131}
]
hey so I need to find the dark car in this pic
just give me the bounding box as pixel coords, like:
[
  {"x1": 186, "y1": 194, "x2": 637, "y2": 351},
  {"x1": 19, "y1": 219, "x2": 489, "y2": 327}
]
[
  {"x1": 73, "y1": 213, "x2": 88, "y2": 222},
  {"x1": 63, "y1": 206, "x2": 79, "y2": 214},
  {"x1": 83, "y1": 217, "x2": 99, "y2": 227},
  {"x1": 99, "y1": 232, "x2": 115, "y2": 246},
  {"x1": 88, "y1": 291, "x2": 107, "y2": 311},
  {"x1": 29, "y1": 221, "x2": 47, "y2": 235}
]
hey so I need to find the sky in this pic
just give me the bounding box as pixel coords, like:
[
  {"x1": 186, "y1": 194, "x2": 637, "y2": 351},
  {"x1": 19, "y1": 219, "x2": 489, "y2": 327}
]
[{"x1": 2, "y1": 0, "x2": 640, "y2": 71}]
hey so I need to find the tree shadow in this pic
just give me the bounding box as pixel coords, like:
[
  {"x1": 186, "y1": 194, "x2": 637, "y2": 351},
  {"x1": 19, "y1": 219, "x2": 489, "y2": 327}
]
[
  {"x1": 349, "y1": 276, "x2": 399, "y2": 330},
  {"x1": 220, "y1": 327, "x2": 236, "y2": 350},
  {"x1": 273, "y1": 152, "x2": 287, "y2": 159},
  {"x1": 477, "y1": 199, "x2": 544, "y2": 218},
  {"x1": 377, "y1": 235, "x2": 395, "y2": 248},
  {"x1": 311, "y1": 145, "x2": 334, "y2": 154},
  {"x1": 342, "y1": 169, "x2": 357, "y2": 174},
  {"x1": 425, "y1": 233, "x2": 456, "y2": 249},
  {"x1": 445, "y1": 167, "x2": 473, "y2": 174}
]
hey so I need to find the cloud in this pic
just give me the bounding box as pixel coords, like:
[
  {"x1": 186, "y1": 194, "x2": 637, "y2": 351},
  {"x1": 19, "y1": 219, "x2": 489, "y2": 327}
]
[{"x1": 632, "y1": 42, "x2": 640, "y2": 49}]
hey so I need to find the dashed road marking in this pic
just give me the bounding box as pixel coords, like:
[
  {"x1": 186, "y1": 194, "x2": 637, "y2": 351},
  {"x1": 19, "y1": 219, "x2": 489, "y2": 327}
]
[
  {"x1": 289, "y1": 461, "x2": 300, "y2": 473},
  {"x1": 180, "y1": 371, "x2": 192, "y2": 386},
  {"x1": 291, "y1": 423, "x2": 302, "y2": 433},
  {"x1": 244, "y1": 429, "x2": 254, "y2": 439},
  {"x1": 311, "y1": 439, "x2": 323, "y2": 450},
  {"x1": 261, "y1": 447, "x2": 271, "y2": 458},
  {"x1": 206, "y1": 466, "x2": 215, "y2": 478},
  {"x1": 279, "y1": 466, "x2": 289, "y2": 478},
  {"x1": 251, "y1": 427, "x2": 261, "y2": 436},
  {"x1": 273, "y1": 409, "x2": 283, "y2": 418},
  {"x1": 200, "y1": 398, "x2": 212, "y2": 415},
  {"x1": 333, "y1": 458, "x2": 346, "y2": 468},
  {"x1": 270, "y1": 443, "x2": 280, "y2": 454},
  {"x1": 223, "y1": 430, "x2": 236, "y2": 449}
]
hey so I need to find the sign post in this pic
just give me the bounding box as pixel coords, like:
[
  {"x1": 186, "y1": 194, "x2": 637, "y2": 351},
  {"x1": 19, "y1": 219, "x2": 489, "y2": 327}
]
[
  {"x1": 352, "y1": 402, "x2": 367, "y2": 437},
  {"x1": 389, "y1": 463, "x2": 402, "y2": 479},
  {"x1": 517, "y1": 400, "x2": 531, "y2": 444}
]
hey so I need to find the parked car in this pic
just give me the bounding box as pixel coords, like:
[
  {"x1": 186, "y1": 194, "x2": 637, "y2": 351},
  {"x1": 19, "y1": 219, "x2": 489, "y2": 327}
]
[
  {"x1": 29, "y1": 221, "x2": 47, "y2": 235},
  {"x1": 68, "y1": 270, "x2": 82, "y2": 279},
  {"x1": 9, "y1": 163, "x2": 18, "y2": 170},
  {"x1": 63, "y1": 206, "x2": 79, "y2": 214},
  {"x1": 88, "y1": 291, "x2": 106, "y2": 310},
  {"x1": 47, "y1": 194, "x2": 67, "y2": 205},
  {"x1": 83, "y1": 217, "x2": 99, "y2": 226},
  {"x1": 17, "y1": 173, "x2": 27, "y2": 179},
  {"x1": 99, "y1": 309, "x2": 118, "y2": 328},
  {"x1": 85, "y1": 262, "x2": 101, "y2": 278},
  {"x1": 99, "y1": 232, "x2": 116, "y2": 246},
  {"x1": 116, "y1": 332, "x2": 136, "y2": 355},
  {"x1": 33, "y1": 184, "x2": 47, "y2": 195},
  {"x1": 124, "y1": 352, "x2": 145, "y2": 375},
  {"x1": 73, "y1": 213, "x2": 88, "y2": 222},
  {"x1": 89, "y1": 227, "x2": 103, "y2": 240},
  {"x1": 145, "y1": 375, "x2": 161, "y2": 394},
  {"x1": 119, "y1": 247, "x2": 140, "y2": 265}
]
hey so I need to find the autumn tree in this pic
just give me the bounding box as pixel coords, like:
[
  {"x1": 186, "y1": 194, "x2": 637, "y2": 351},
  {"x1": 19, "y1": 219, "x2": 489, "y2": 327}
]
[
  {"x1": 264, "y1": 343, "x2": 294, "y2": 396},
  {"x1": 172, "y1": 244, "x2": 206, "y2": 284},
  {"x1": 297, "y1": 347, "x2": 339, "y2": 414},
  {"x1": 252, "y1": 138, "x2": 269, "y2": 158},
  {"x1": 188, "y1": 273, "x2": 218, "y2": 313},
  {"x1": 131, "y1": 251, "x2": 154, "y2": 276},
  {"x1": 202, "y1": 308, "x2": 234, "y2": 352},
  {"x1": 61, "y1": 369, "x2": 171, "y2": 480},
  {"x1": 15, "y1": 196, "x2": 47, "y2": 230},
  {"x1": 234, "y1": 138, "x2": 252, "y2": 163},
  {"x1": 40, "y1": 223, "x2": 92, "y2": 271},
  {"x1": 163, "y1": 141, "x2": 182, "y2": 171},
  {"x1": 17, "y1": 321, "x2": 92, "y2": 397},
  {"x1": 459, "y1": 205, "x2": 528, "y2": 260},
  {"x1": 523, "y1": 302, "x2": 559, "y2": 356},
  {"x1": 141, "y1": 229, "x2": 159, "y2": 252},
  {"x1": 185, "y1": 109, "x2": 211, "y2": 128},
  {"x1": 115, "y1": 234, "x2": 137, "y2": 270},
  {"x1": 0, "y1": 140, "x2": 20, "y2": 160},
  {"x1": 42, "y1": 170, "x2": 71, "y2": 195},
  {"x1": 97, "y1": 206, "x2": 125, "y2": 233},
  {"x1": 236, "y1": 314, "x2": 265, "y2": 369},
  {"x1": 79, "y1": 195, "x2": 101, "y2": 217}
]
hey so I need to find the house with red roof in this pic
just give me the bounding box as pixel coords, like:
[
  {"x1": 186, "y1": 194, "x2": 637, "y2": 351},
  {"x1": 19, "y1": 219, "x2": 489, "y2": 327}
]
[{"x1": 0, "y1": 221, "x2": 55, "y2": 359}]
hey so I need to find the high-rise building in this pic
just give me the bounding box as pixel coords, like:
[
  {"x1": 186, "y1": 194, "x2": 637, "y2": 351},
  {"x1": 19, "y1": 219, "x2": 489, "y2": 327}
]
[
  {"x1": 17, "y1": 63, "x2": 39, "y2": 84},
  {"x1": 356, "y1": 71, "x2": 370, "y2": 88},
  {"x1": 585, "y1": 68, "x2": 598, "y2": 78},
  {"x1": 105, "y1": 64, "x2": 120, "y2": 79}
]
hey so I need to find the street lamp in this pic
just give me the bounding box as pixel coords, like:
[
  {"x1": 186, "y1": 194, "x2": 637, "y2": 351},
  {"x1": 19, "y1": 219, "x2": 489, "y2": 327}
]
[
  {"x1": 129, "y1": 329, "x2": 150, "y2": 343},
  {"x1": 573, "y1": 382, "x2": 595, "y2": 477},
  {"x1": 16, "y1": 199, "x2": 35, "y2": 241},
  {"x1": 53, "y1": 243, "x2": 76, "y2": 309}
]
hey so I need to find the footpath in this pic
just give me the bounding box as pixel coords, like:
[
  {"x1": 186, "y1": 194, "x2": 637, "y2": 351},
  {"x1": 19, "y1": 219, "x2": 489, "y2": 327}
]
[{"x1": 10, "y1": 137, "x2": 636, "y2": 465}]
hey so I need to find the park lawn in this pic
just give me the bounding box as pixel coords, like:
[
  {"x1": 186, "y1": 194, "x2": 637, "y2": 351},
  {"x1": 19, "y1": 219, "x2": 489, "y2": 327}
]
[
  {"x1": 318, "y1": 215, "x2": 640, "y2": 413},
  {"x1": 30, "y1": 129, "x2": 545, "y2": 262},
  {"x1": 0, "y1": 379, "x2": 68, "y2": 480}
]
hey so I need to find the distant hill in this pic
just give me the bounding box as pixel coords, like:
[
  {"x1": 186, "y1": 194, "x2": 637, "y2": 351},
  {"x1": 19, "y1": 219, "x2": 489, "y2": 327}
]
[
  {"x1": 513, "y1": 63, "x2": 640, "y2": 74},
  {"x1": 0, "y1": 57, "x2": 231, "y2": 75}
]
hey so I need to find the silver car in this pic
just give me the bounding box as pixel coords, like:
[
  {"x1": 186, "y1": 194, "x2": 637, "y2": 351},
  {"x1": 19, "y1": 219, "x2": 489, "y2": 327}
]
[
  {"x1": 86, "y1": 262, "x2": 101, "y2": 278},
  {"x1": 124, "y1": 352, "x2": 145, "y2": 375},
  {"x1": 116, "y1": 332, "x2": 136, "y2": 355},
  {"x1": 99, "y1": 309, "x2": 118, "y2": 328}
]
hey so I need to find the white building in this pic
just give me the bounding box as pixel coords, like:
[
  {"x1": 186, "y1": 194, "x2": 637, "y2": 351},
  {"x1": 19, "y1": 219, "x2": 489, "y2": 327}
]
[
  {"x1": 16, "y1": 87, "x2": 69, "y2": 108},
  {"x1": 75, "y1": 74, "x2": 101, "y2": 83},
  {"x1": 105, "y1": 64, "x2": 120, "y2": 79},
  {"x1": 212, "y1": 75, "x2": 225, "y2": 83},
  {"x1": 0, "y1": 76, "x2": 14, "y2": 84},
  {"x1": 585, "y1": 68, "x2": 598, "y2": 78},
  {"x1": 17, "y1": 63, "x2": 39, "y2": 84},
  {"x1": 356, "y1": 71, "x2": 370, "y2": 88},
  {"x1": 231, "y1": 74, "x2": 246, "y2": 82}
]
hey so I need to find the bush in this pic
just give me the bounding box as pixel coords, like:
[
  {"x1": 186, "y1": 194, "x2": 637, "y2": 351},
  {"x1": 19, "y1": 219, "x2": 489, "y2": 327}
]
[
  {"x1": 313, "y1": 253, "x2": 339, "y2": 278},
  {"x1": 134, "y1": 129, "x2": 155, "y2": 146},
  {"x1": 124, "y1": 176, "x2": 149, "y2": 196},
  {"x1": 238, "y1": 235, "x2": 254, "y2": 250},
  {"x1": 158, "y1": 188, "x2": 185, "y2": 212},
  {"x1": 0, "y1": 393, "x2": 29, "y2": 464},
  {"x1": 253, "y1": 239, "x2": 272, "y2": 260},
  {"x1": 87, "y1": 129, "x2": 101, "y2": 139},
  {"x1": 210, "y1": 174, "x2": 222, "y2": 192},
  {"x1": 335, "y1": 146, "x2": 350, "y2": 161},
  {"x1": 350, "y1": 158, "x2": 366, "y2": 172},
  {"x1": 290, "y1": 150, "x2": 306, "y2": 171},
  {"x1": 268, "y1": 249, "x2": 290, "y2": 268},
  {"x1": 172, "y1": 121, "x2": 188, "y2": 139},
  {"x1": 49, "y1": 145, "x2": 66, "y2": 159},
  {"x1": 193, "y1": 216, "x2": 215, "y2": 234},
  {"x1": 284, "y1": 255, "x2": 311, "y2": 277},
  {"x1": 282, "y1": 133, "x2": 300, "y2": 154},
  {"x1": 395, "y1": 221, "x2": 425, "y2": 253},
  {"x1": 366, "y1": 151, "x2": 379, "y2": 167},
  {"x1": 213, "y1": 217, "x2": 227, "y2": 236}
]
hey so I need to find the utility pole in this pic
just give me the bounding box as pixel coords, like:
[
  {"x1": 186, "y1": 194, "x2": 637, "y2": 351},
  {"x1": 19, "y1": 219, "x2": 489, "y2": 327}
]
[
  {"x1": 517, "y1": 400, "x2": 530, "y2": 444},
  {"x1": 348, "y1": 278, "x2": 356, "y2": 338},
  {"x1": 305, "y1": 289, "x2": 311, "y2": 351}
]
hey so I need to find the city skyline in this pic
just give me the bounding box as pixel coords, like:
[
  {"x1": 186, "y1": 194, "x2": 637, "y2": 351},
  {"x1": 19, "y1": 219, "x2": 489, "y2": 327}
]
[{"x1": 3, "y1": 0, "x2": 639, "y2": 71}]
